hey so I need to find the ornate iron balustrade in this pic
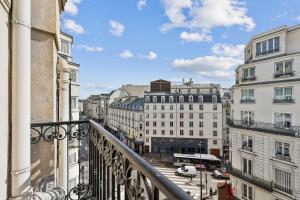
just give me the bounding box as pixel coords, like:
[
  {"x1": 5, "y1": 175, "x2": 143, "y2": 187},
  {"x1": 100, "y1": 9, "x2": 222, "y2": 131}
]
[
  {"x1": 241, "y1": 76, "x2": 256, "y2": 82},
  {"x1": 227, "y1": 165, "x2": 273, "y2": 192},
  {"x1": 31, "y1": 120, "x2": 91, "y2": 199},
  {"x1": 89, "y1": 120, "x2": 192, "y2": 200},
  {"x1": 229, "y1": 119, "x2": 300, "y2": 137},
  {"x1": 31, "y1": 120, "x2": 192, "y2": 200},
  {"x1": 273, "y1": 98, "x2": 295, "y2": 103}
]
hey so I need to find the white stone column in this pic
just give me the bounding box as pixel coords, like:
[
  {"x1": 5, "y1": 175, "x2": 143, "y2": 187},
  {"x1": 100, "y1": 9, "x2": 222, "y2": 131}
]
[
  {"x1": 58, "y1": 57, "x2": 70, "y2": 191},
  {"x1": 11, "y1": 0, "x2": 32, "y2": 198}
]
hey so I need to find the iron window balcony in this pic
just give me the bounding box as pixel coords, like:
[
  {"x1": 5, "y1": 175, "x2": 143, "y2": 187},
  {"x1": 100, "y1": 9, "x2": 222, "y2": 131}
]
[
  {"x1": 240, "y1": 99, "x2": 255, "y2": 103},
  {"x1": 274, "y1": 184, "x2": 293, "y2": 194},
  {"x1": 229, "y1": 119, "x2": 300, "y2": 137},
  {"x1": 241, "y1": 76, "x2": 256, "y2": 82},
  {"x1": 273, "y1": 98, "x2": 295, "y2": 103},
  {"x1": 273, "y1": 71, "x2": 295, "y2": 78},
  {"x1": 275, "y1": 153, "x2": 291, "y2": 162},
  {"x1": 242, "y1": 143, "x2": 253, "y2": 152},
  {"x1": 226, "y1": 165, "x2": 273, "y2": 192}
]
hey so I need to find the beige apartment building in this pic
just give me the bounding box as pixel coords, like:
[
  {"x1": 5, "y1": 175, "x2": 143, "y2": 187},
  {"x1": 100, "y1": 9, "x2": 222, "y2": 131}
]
[
  {"x1": 230, "y1": 24, "x2": 300, "y2": 200},
  {"x1": 144, "y1": 80, "x2": 223, "y2": 156}
]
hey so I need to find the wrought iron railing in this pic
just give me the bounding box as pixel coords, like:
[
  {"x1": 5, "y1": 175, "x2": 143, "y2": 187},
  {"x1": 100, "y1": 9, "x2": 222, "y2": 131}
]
[
  {"x1": 240, "y1": 99, "x2": 255, "y2": 103},
  {"x1": 273, "y1": 71, "x2": 295, "y2": 78},
  {"x1": 241, "y1": 76, "x2": 256, "y2": 82},
  {"x1": 227, "y1": 165, "x2": 273, "y2": 192},
  {"x1": 229, "y1": 119, "x2": 300, "y2": 137},
  {"x1": 274, "y1": 184, "x2": 293, "y2": 194},
  {"x1": 31, "y1": 120, "x2": 192, "y2": 200},
  {"x1": 273, "y1": 98, "x2": 295, "y2": 103}
]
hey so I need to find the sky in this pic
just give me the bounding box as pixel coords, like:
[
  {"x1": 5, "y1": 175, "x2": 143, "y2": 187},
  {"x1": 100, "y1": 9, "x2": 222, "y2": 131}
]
[{"x1": 60, "y1": 0, "x2": 300, "y2": 98}]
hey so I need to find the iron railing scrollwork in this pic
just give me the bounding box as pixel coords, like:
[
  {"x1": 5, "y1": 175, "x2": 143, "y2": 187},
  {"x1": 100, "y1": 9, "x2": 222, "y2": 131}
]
[{"x1": 31, "y1": 120, "x2": 92, "y2": 199}]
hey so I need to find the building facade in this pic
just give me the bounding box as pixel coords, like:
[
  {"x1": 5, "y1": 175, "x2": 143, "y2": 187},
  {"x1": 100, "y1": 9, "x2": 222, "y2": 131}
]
[
  {"x1": 230, "y1": 24, "x2": 300, "y2": 200},
  {"x1": 144, "y1": 80, "x2": 223, "y2": 157}
]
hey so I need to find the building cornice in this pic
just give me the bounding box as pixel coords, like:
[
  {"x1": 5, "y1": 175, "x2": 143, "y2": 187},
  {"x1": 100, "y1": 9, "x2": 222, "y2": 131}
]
[{"x1": 234, "y1": 77, "x2": 300, "y2": 87}]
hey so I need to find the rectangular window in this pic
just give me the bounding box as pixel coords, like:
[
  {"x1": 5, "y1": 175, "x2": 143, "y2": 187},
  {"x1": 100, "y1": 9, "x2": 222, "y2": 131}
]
[
  {"x1": 146, "y1": 130, "x2": 149, "y2": 134},
  {"x1": 242, "y1": 67, "x2": 255, "y2": 79},
  {"x1": 180, "y1": 104, "x2": 184, "y2": 110},
  {"x1": 146, "y1": 121, "x2": 149, "y2": 126},
  {"x1": 170, "y1": 113, "x2": 174, "y2": 119},
  {"x1": 275, "y1": 141, "x2": 290, "y2": 157},
  {"x1": 274, "y1": 37, "x2": 280, "y2": 51},
  {"x1": 161, "y1": 113, "x2": 165, "y2": 118},
  {"x1": 213, "y1": 113, "x2": 217, "y2": 119},
  {"x1": 242, "y1": 135, "x2": 253, "y2": 151},
  {"x1": 161, "y1": 96, "x2": 165, "y2": 102},
  {"x1": 170, "y1": 121, "x2": 174, "y2": 127},
  {"x1": 161, "y1": 122, "x2": 165, "y2": 127},
  {"x1": 146, "y1": 105, "x2": 149, "y2": 110},
  {"x1": 213, "y1": 104, "x2": 217, "y2": 110},
  {"x1": 170, "y1": 105, "x2": 174, "y2": 110},
  {"x1": 274, "y1": 87, "x2": 293, "y2": 101},
  {"x1": 275, "y1": 168, "x2": 291, "y2": 193},
  {"x1": 213, "y1": 131, "x2": 217, "y2": 136},
  {"x1": 189, "y1": 113, "x2": 193, "y2": 119},
  {"x1": 170, "y1": 130, "x2": 174, "y2": 135},
  {"x1": 146, "y1": 138, "x2": 149, "y2": 142},
  {"x1": 213, "y1": 122, "x2": 217, "y2": 128},
  {"x1": 189, "y1": 121, "x2": 193, "y2": 127},
  {"x1": 161, "y1": 105, "x2": 165, "y2": 110},
  {"x1": 242, "y1": 184, "x2": 253, "y2": 200},
  {"x1": 180, "y1": 121, "x2": 184, "y2": 127},
  {"x1": 275, "y1": 60, "x2": 293, "y2": 76},
  {"x1": 61, "y1": 40, "x2": 69, "y2": 54},
  {"x1": 180, "y1": 113, "x2": 184, "y2": 119},
  {"x1": 199, "y1": 130, "x2": 203, "y2": 136},
  {"x1": 243, "y1": 158, "x2": 252, "y2": 175},
  {"x1": 153, "y1": 130, "x2": 156, "y2": 135},
  {"x1": 199, "y1": 104, "x2": 203, "y2": 110},
  {"x1": 153, "y1": 113, "x2": 157, "y2": 118},
  {"x1": 274, "y1": 113, "x2": 292, "y2": 127},
  {"x1": 180, "y1": 130, "x2": 184, "y2": 135},
  {"x1": 153, "y1": 105, "x2": 157, "y2": 110},
  {"x1": 213, "y1": 140, "x2": 217, "y2": 145},
  {"x1": 161, "y1": 130, "x2": 165, "y2": 135},
  {"x1": 241, "y1": 89, "x2": 254, "y2": 101},
  {"x1": 199, "y1": 121, "x2": 203, "y2": 128},
  {"x1": 199, "y1": 113, "x2": 203, "y2": 119},
  {"x1": 241, "y1": 111, "x2": 254, "y2": 125},
  {"x1": 189, "y1": 104, "x2": 193, "y2": 110},
  {"x1": 146, "y1": 113, "x2": 149, "y2": 118},
  {"x1": 189, "y1": 130, "x2": 193, "y2": 136},
  {"x1": 153, "y1": 122, "x2": 156, "y2": 127},
  {"x1": 71, "y1": 97, "x2": 77, "y2": 109},
  {"x1": 262, "y1": 41, "x2": 267, "y2": 54}
]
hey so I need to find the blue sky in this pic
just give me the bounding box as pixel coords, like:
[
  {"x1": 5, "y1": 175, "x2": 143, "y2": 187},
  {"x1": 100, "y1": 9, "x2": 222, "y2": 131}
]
[{"x1": 61, "y1": 0, "x2": 300, "y2": 98}]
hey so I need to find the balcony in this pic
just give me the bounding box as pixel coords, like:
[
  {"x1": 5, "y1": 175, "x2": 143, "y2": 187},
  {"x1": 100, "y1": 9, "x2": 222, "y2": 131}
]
[
  {"x1": 273, "y1": 71, "x2": 295, "y2": 78},
  {"x1": 275, "y1": 153, "x2": 291, "y2": 162},
  {"x1": 31, "y1": 120, "x2": 191, "y2": 200},
  {"x1": 241, "y1": 143, "x2": 253, "y2": 152},
  {"x1": 227, "y1": 165, "x2": 273, "y2": 192},
  {"x1": 229, "y1": 119, "x2": 300, "y2": 137},
  {"x1": 240, "y1": 99, "x2": 255, "y2": 103},
  {"x1": 274, "y1": 184, "x2": 293, "y2": 194},
  {"x1": 273, "y1": 98, "x2": 295, "y2": 103},
  {"x1": 241, "y1": 76, "x2": 256, "y2": 82}
]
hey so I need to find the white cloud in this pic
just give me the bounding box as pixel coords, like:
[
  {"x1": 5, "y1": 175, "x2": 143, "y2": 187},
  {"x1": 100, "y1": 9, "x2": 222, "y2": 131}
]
[
  {"x1": 109, "y1": 20, "x2": 125, "y2": 37},
  {"x1": 212, "y1": 43, "x2": 244, "y2": 58},
  {"x1": 161, "y1": 0, "x2": 255, "y2": 40},
  {"x1": 171, "y1": 43, "x2": 244, "y2": 80},
  {"x1": 119, "y1": 50, "x2": 134, "y2": 59},
  {"x1": 65, "y1": 0, "x2": 82, "y2": 16},
  {"x1": 137, "y1": 0, "x2": 147, "y2": 11},
  {"x1": 63, "y1": 19, "x2": 85, "y2": 34},
  {"x1": 145, "y1": 51, "x2": 157, "y2": 60},
  {"x1": 180, "y1": 31, "x2": 212, "y2": 42},
  {"x1": 77, "y1": 45, "x2": 104, "y2": 53}
]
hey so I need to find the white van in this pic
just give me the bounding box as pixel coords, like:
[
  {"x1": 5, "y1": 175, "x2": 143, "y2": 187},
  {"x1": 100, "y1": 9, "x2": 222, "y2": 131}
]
[{"x1": 176, "y1": 166, "x2": 197, "y2": 177}]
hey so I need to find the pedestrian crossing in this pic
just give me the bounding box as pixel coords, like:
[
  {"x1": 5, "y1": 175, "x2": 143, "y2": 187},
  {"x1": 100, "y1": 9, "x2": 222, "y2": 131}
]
[{"x1": 154, "y1": 166, "x2": 203, "y2": 199}]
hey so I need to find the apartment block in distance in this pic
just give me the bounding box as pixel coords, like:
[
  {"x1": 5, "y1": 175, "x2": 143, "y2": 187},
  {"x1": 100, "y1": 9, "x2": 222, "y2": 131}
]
[
  {"x1": 144, "y1": 79, "x2": 223, "y2": 157},
  {"x1": 230, "y1": 24, "x2": 300, "y2": 200}
]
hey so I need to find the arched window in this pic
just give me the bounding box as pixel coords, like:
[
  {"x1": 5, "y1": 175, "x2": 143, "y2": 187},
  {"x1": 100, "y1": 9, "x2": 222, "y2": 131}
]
[
  {"x1": 169, "y1": 96, "x2": 174, "y2": 102},
  {"x1": 161, "y1": 96, "x2": 165, "y2": 102},
  {"x1": 153, "y1": 96, "x2": 157, "y2": 102},
  {"x1": 212, "y1": 95, "x2": 217, "y2": 102},
  {"x1": 188, "y1": 95, "x2": 193, "y2": 102},
  {"x1": 198, "y1": 95, "x2": 203, "y2": 102},
  {"x1": 179, "y1": 95, "x2": 184, "y2": 103}
]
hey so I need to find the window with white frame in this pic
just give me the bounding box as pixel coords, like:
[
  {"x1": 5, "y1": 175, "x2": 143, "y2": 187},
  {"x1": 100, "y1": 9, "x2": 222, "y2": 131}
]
[
  {"x1": 145, "y1": 96, "x2": 150, "y2": 102},
  {"x1": 170, "y1": 113, "x2": 173, "y2": 118},
  {"x1": 212, "y1": 95, "x2": 217, "y2": 102},
  {"x1": 170, "y1": 105, "x2": 173, "y2": 110},
  {"x1": 256, "y1": 36, "x2": 279, "y2": 56},
  {"x1": 213, "y1": 140, "x2": 217, "y2": 145},
  {"x1": 275, "y1": 60, "x2": 293, "y2": 75},
  {"x1": 145, "y1": 105, "x2": 149, "y2": 110},
  {"x1": 71, "y1": 97, "x2": 77, "y2": 109},
  {"x1": 213, "y1": 104, "x2": 217, "y2": 110},
  {"x1": 213, "y1": 113, "x2": 217, "y2": 119},
  {"x1": 241, "y1": 111, "x2": 254, "y2": 124},
  {"x1": 161, "y1": 105, "x2": 165, "y2": 110},
  {"x1": 242, "y1": 135, "x2": 253, "y2": 150},
  {"x1": 161, "y1": 96, "x2": 165, "y2": 102},
  {"x1": 153, "y1": 105, "x2": 157, "y2": 110},
  {"x1": 70, "y1": 70, "x2": 76, "y2": 82},
  {"x1": 199, "y1": 104, "x2": 203, "y2": 110},
  {"x1": 241, "y1": 89, "x2": 254, "y2": 101},
  {"x1": 198, "y1": 95, "x2": 203, "y2": 102},
  {"x1": 189, "y1": 104, "x2": 193, "y2": 110},
  {"x1": 199, "y1": 113, "x2": 203, "y2": 119},
  {"x1": 243, "y1": 158, "x2": 252, "y2": 175},
  {"x1": 180, "y1": 104, "x2": 184, "y2": 110},
  {"x1": 275, "y1": 141, "x2": 290, "y2": 157},
  {"x1": 274, "y1": 87, "x2": 293, "y2": 101},
  {"x1": 188, "y1": 95, "x2": 193, "y2": 102},
  {"x1": 242, "y1": 184, "x2": 253, "y2": 200},
  {"x1": 199, "y1": 130, "x2": 203, "y2": 136},
  {"x1": 242, "y1": 67, "x2": 255, "y2": 79},
  {"x1": 153, "y1": 113, "x2": 157, "y2": 118},
  {"x1": 179, "y1": 95, "x2": 184, "y2": 102},
  {"x1": 274, "y1": 168, "x2": 291, "y2": 193},
  {"x1": 169, "y1": 96, "x2": 174, "y2": 102},
  {"x1": 153, "y1": 96, "x2": 157, "y2": 102},
  {"x1": 274, "y1": 113, "x2": 292, "y2": 127},
  {"x1": 61, "y1": 40, "x2": 70, "y2": 54}
]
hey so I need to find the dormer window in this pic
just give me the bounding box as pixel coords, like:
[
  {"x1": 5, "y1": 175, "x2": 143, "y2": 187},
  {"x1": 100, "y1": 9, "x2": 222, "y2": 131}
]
[
  {"x1": 179, "y1": 95, "x2": 184, "y2": 103},
  {"x1": 256, "y1": 36, "x2": 279, "y2": 57},
  {"x1": 153, "y1": 96, "x2": 157, "y2": 102},
  {"x1": 161, "y1": 96, "x2": 165, "y2": 102},
  {"x1": 212, "y1": 95, "x2": 217, "y2": 103},
  {"x1": 169, "y1": 96, "x2": 174, "y2": 102},
  {"x1": 198, "y1": 95, "x2": 203, "y2": 102},
  {"x1": 145, "y1": 96, "x2": 150, "y2": 102},
  {"x1": 61, "y1": 40, "x2": 70, "y2": 54},
  {"x1": 188, "y1": 95, "x2": 193, "y2": 103}
]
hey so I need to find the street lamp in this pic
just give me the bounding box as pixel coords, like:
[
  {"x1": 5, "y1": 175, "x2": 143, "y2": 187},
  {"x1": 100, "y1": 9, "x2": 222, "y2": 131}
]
[{"x1": 198, "y1": 141, "x2": 204, "y2": 200}]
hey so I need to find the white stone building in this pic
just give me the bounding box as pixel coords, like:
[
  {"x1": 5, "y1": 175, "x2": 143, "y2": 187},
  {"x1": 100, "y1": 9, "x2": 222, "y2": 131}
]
[
  {"x1": 144, "y1": 80, "x2": 223, "y2": 156},
  {"x1": 230, "y1": 24, "x2": 300, "y2": 200}
]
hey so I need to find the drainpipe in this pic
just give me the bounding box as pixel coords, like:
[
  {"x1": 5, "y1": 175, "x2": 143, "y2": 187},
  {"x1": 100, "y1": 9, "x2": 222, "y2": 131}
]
[
  {"x1": 58, "y1": 56, "x2": 70, "y2": 191},
  {"x1": 10, "y1": 0, "x2": 31, "y2": 199}
]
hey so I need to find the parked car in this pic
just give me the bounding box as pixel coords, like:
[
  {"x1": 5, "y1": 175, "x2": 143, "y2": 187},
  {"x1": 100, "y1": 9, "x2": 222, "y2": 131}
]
[
  {"x1": 176, "y1": 166, "x2": 197, "y2": 177},
  {"x1": 213, "y1": 168, "x2": 230, "y2": 179}
]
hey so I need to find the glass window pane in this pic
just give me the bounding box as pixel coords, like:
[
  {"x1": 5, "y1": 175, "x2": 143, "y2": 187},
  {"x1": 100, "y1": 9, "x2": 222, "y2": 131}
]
[
  {"x1": 275, "y1": 62, "x2": 283, "y2": 73},
  {"x1": 262, "y1": 41, "x2": 267, "y2": 53},
  {"x1": 284, "y1": 88, "x2": 292, "y2": 99},
  {"x1": 275, "y1": 88, "x2": 283, "y2": 99},
  {"x1": 285, "y1": 61, "x2": 293, "y2": 73},
  {"x1": 275, "y1": 37, "x2": 280, "y2": 50},
  {"x1": 250, "y1": 68, "x2": 255, "y2": 77},
  {"x1": 268, "y1": 38, "x2": 274, "y2": 51},
  {"x1": 256, "y1": 42, "x2": 261, "y2": 55}
]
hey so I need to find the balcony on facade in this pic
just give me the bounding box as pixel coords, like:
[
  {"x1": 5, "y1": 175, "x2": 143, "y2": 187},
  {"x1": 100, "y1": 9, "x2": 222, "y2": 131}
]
[
  {"x1": 241, "y1": 142, "x2": 253, "y2": 152},
  {"x1": 227, "y1": 165, "x2": 273, "y2": 192},
  {"x1": 240, "y1": 99, "x2": 255, "y2": 104},
  {"x1": 241, "y1": 76, "x2": 256, "y2": 82},
  {"x1": 229, "y1": 119, "x2": 300, "y2": 137},
  {"x1": 274, "y1": 153, "x2": 291, "y2": 163},
  {"x1": 273, "y1": 71, "x2": 295, "y2": 78},
  {"x1": 273, "y1": 98, "x2": 295, "y2": 104},
  {"x1": 30, "y1": 120, "x2": 191, "y2": 200}
]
